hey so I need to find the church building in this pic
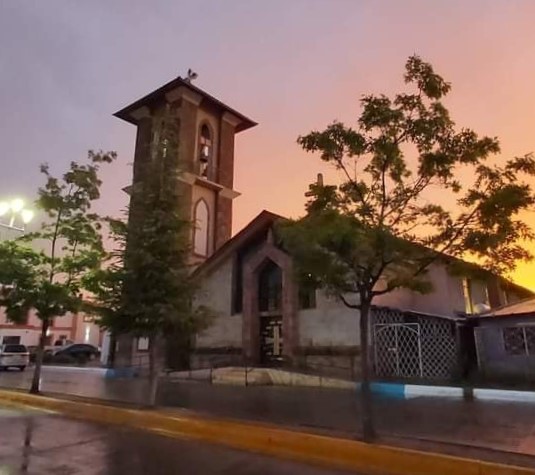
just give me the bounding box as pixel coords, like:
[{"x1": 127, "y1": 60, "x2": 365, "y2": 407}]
[{"x1": 115, "y1": 76, "x2": 532, "y2": 373}]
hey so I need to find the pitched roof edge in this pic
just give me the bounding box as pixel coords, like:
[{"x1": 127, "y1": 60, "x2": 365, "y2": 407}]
[
  {"x1": 193, "y1": 210, "x2": 534, "y2": 299},
  {"x1": 193, "y1": 210, "x2": 285, "y2": 279},
  {"x1": 114, "y1": 76, "x2": 257, "y2": 132}
]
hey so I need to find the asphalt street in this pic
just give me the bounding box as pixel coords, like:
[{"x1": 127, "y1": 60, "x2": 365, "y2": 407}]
[
  {"x1": 2, "y1": 366, "x2": 535, "y2": 463},
  {"x1": 0, "y1": 404, "x2": 360, "y2": 475}
]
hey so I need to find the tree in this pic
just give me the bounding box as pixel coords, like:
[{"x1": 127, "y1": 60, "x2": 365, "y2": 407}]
[
  {"x1": 0, "y1": 151, "x2": 116, "y2": 393},
  {"x1": 111, "y1": 106, "x2": 210, "y2": 407},
  {"x1": 279, "y1": 56, "x2": 535, "y2": 441},
  {"x1": 81, "y1": 217, "x2": 127, "y2": 367}
]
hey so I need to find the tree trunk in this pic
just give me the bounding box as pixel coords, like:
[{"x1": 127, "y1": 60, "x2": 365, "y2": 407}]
[
  {"x1": 107, "y1": 332, "x2": 117, "y2": 368},
  {"x1": 146, "y1": 334, "x2": 160, "y2": 408},
  {"x1": 359, "y1": 301, "x2": 376, "y2": 441},
  {"x1": 30, "y1": 320, "x2": 49, "y2": 394}
]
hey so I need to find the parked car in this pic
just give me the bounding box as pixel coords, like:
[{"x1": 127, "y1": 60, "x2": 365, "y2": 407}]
[
  {"x1": 51, "y1": 343, "x2": 100, "y2": 363},
  {"x1": 0, "y1": 344, "x2": 30, "y2": 371}
]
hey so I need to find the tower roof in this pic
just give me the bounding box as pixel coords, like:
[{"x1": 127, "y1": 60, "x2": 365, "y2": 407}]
[{"x1": 113, "y1": 76, "x2": 257, "y2": 133}]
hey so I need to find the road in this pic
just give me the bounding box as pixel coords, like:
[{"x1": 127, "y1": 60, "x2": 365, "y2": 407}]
[
  {"x1": 0, "y1": 403, "x2": 359, "y2": 474},
  {"x1": 2, "y1": 366, "x2": 535, "y2": 464}
]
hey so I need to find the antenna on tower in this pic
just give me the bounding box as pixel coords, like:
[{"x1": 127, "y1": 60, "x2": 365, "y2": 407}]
[{"x1": 184, "y1": 68, "x2": 198, "y2": 83}]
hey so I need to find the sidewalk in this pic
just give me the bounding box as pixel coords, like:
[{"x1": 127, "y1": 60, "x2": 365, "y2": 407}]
[
  {"x1": 158, "y1": 380, "x2": 535, "y2": 457},
  {"x1": 2, "y1": 367, "x2": 535, "y2": 460}
]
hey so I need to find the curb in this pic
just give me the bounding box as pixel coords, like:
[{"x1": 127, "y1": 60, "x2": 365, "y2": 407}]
[
  {"x1": 370, "y1": 383, "x2": 535, "y2": 403},
  {"x1": 43, "y1": 365, "x2": 108, "y2": 375},
  {"x1": 0, "y1": 390, "x2": 533, "y2": 475}
]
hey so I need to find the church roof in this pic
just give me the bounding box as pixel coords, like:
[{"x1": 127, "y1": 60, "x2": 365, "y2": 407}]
[
  {"x1": 194, "y1": 210, "x2": 533, "y2": 303},
  {"x1": 114, "y1": 76, "x2": 257, "y2": 133},
  {"x1": 193, "y1": 210, "x2": 283, "y2": 278}
]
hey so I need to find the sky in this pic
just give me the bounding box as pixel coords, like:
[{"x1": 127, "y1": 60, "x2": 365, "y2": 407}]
[{"x1": 1, "y1": 0, "x2": 535, "y2": 289}]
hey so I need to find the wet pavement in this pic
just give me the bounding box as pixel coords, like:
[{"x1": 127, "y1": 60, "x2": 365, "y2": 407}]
[
  {"x1": 2, "y1": 367, "x2": 535, "y2": 460},
  {"x1": 0, "y1": 404, "x2": 358, "y2": 474}
]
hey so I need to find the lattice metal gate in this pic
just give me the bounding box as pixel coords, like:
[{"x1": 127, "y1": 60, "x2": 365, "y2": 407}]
[
  {"x1": 372, "y1": 306, "x2": 460, "y2": 381},
  {"x1": 374, "y1": 323, "x2": 423, "y2": 378}
]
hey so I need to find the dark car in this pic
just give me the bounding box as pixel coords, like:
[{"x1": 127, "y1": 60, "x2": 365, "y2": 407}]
[{"x1": 53, "y1": 344, "x2": 100, "y2": 363}]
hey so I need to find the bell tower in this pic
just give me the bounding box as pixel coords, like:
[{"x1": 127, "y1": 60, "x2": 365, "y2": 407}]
[{"x1": 114, "y1": 75, "x2": 257, "y2": 262}]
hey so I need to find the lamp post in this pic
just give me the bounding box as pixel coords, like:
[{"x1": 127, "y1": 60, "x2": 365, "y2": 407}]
[{"x1": 0, "y1": 199, "x2": 34, "y2": 237}]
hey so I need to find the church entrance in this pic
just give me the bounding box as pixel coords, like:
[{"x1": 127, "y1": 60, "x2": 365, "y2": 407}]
[{"x1": 257, "y1": 259, "x2": 284, "y2": 366}]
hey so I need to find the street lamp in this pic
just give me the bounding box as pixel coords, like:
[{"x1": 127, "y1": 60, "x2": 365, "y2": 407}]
[{"x1": 0, "y1": 198, "x2": 34, "y2": 235}]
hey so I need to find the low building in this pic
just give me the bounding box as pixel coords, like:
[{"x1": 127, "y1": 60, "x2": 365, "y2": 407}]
[
  {"x1": 474, "y1": 298, "x2": 535, "y2": 383},
  {"x1": 0, "y1": 308, "x2": 102, "y2": 348}
]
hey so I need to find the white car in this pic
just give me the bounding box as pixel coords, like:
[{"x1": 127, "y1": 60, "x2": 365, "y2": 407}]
[{"x1": 0, "y1": 344, "x2": 30, "y2": 371}]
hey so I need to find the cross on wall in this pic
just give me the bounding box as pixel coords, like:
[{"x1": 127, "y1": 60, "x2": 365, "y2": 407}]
[{"x1": 264, "y1": 325, "x2": 283, "y2": 356}]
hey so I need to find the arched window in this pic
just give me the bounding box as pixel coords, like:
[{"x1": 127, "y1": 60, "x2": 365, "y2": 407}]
[
  {"x1": 258, "y1": 260, "x2": 282, "y2": 312},
  {"x1": 193, "y1": 199, "x2": 209, "y2": 256},
  {"x1": 198, "y1": 124, "x2": 212, "y2": 178}
]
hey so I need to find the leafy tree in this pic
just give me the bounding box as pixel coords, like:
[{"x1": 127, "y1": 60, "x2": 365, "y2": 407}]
[
  {"x1": 280, "y1": 56, "x2": 535, "y2": 440},
  {"x1": 81, "y1": 217, "x2": 127, "y2": 366},
  {"x1": 110, "y1": 106, "x2": 210, "y2": 407},
  {"x1": 0, "y1": 151, "x2": 116, "y2": 393}
]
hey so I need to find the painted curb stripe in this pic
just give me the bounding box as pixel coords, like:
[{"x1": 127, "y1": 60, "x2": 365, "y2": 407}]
[
  {"x1": 0, "y1": 390, "x2": 532, "y2": 475},
  {"x1": 369, "y1": 382, "x2": 406, "y2": 399},
  {"x1": 405, "y1": 385, "x2": 464, "y2": 399},
  {"x1": 474, "y1": 389, "x2": 535, "y2": 403},
  {"x1": 43, "y1": 366, "x2": 108, "y2": 374},
  {"x1": 370, "y1": 383, "x2": 535, "y2": 403}
]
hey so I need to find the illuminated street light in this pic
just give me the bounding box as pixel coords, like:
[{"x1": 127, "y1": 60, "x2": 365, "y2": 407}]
[
  {"x1": 0, "y1": 198, "x2": 34, "y2": 236},
  {"x1": 11, "y1": 199, "x2": 24, "y2": 213},
  {"x1": 21, "y1": 209, "x2": 34, "y2": 224}
]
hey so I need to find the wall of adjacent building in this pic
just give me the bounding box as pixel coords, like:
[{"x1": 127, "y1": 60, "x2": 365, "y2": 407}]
[
  {"x1": 0, "y1": 308, "x2": 101, "y2": 347},
  {"x1": 374, "y1": 263, "x2": 468, "y2": 315},
  {"x1": 474, "y1": 315, "x2": 535, "y2": 380}
]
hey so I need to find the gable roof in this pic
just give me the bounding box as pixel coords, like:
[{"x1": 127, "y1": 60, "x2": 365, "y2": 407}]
[
  {"x1": 193, "y1": 210, "x2": 283, "y2": 278},
  {"x1": 114, "y1": 76, "x2": 257, "y2": 133},
  {"x1": 194, "y1": 209, "x2": 534, "y2": 300}
]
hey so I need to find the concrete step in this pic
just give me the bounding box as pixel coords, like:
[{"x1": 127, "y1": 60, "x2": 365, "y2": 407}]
[{"x1": 169, "y1": 366, "x2": 355, "y2": 389}]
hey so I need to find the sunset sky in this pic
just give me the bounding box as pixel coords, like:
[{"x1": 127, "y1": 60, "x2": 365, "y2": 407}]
[{"x1": 2, "y1": 1, "x2": 535, "y2": 289}]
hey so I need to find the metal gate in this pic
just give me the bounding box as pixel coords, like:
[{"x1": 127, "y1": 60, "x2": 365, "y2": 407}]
[
  {"x1": 374, "y1": 323, "x2": 423, "y2": 378},
  {"x1": 260, "y1": 316, "x2": 283, "y2": 365}
]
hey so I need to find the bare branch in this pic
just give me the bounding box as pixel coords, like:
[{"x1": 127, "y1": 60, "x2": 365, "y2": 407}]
[{"x1": 339, "y1": 293, "x2": 360, "y2": 309}]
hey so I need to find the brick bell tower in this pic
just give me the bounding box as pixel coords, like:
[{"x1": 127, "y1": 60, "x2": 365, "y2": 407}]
[
  {"x1": 112, "y1": 73, "x2": 256, "y2": 369},
  {"x1": 114, "y1": 73, "x2": 257, "y2": 264}
]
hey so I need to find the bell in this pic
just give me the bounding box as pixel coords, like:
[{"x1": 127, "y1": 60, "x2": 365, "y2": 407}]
[{"x1": 200, "y1": 145, "x2": 210, "y2": 160}]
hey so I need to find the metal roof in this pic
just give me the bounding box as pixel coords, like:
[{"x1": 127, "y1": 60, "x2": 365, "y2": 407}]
[{"x1": 479, "y1": 297, "x2": 535, "y2": 317}]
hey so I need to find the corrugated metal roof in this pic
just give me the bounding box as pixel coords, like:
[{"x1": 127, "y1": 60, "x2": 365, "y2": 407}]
[{"x1": 480, "y1": 297, "x2": 535, "y2": 317}]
